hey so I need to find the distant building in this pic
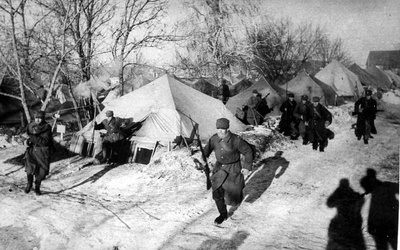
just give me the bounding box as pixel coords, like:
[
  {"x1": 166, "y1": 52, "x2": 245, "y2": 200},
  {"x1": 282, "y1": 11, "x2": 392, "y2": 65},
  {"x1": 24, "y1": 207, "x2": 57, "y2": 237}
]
[{"x1": 366, "y1": 50, "x2": 400, "y2": 71}]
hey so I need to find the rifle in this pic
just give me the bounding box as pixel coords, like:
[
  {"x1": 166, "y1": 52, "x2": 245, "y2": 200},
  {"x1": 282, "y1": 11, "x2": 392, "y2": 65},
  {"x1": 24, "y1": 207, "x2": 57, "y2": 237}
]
[{"x1": 191, "y1": 119, "x2": 212, "y2": 190}]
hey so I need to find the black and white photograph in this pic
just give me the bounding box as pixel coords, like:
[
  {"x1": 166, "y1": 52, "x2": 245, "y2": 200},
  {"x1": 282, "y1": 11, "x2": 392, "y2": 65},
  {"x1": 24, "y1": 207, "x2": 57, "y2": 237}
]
[{"x1": 0, "y1": 0, "x2": 399, "y2": 249}]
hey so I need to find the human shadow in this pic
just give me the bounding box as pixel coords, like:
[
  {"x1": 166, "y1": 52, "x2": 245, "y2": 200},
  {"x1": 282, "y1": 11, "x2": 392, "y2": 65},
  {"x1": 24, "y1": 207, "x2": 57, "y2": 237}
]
[
  {"x1": 360, "y1": 168, "x2": 399, "y2": 250},
  {"x1": 197, "y1": 230, "x2": 249, "y2": 250},
  {"x1": 46, "y1": 163, "x2": 120, "y2": 195},
  {"x1": 326, "y1": 178, "x2": 365, "y2": 250},
  {"x1": 243, "y1": 151, "x2": 289, "y2": 203}
]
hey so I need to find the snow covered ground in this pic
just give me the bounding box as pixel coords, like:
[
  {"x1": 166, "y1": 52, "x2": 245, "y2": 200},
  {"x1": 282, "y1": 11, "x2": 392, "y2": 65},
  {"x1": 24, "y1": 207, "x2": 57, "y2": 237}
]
[{"x1": 0, "y1": 99, "x2": 399, "y2": 250}]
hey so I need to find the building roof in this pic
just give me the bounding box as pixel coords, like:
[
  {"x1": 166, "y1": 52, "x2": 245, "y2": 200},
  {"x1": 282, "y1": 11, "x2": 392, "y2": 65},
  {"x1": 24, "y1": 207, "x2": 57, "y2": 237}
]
[{"x1": 366, "y1": 50, "x2": 400, "y2": 69}]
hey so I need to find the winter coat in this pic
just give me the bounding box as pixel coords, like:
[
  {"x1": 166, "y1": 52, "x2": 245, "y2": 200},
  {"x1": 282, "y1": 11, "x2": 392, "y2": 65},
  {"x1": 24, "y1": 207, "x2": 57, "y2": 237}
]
[
  {"x1": 245, "y1": 95, "x2": 263, "y2": 125},
  {"x1": 204, "y1": 132, "x2": 254, "y2": 206},
  {"x1": 304, "y1": 103, "x2": 332, "y2": 142},
  {"x1": 25, "y1": 121, "x2": 52, "y2": 179},
  {"x1": 279, "y1": 99, "x2": 297, "y2": 123},
  {"x1": 354, "y1": 97, "x2": 377, "y2": 121},
  {"x1": 95, "y1": 117, "x2": 128, "y2": 143},
  {"x1": 293, "y1": 101, "x2": 311, "y2": 121}
]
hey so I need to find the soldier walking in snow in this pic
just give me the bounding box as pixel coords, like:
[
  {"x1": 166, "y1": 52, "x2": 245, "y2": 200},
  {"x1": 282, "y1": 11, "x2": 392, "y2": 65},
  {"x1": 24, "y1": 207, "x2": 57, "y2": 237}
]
[
  {"x1": 202, "y1": 118, "x2": 254, "y2": 225},
  {"x1": 354, "y1": 89, "x2": 377, "y2": 144},
  {"x1": 24, "y1": 110, "x2": 53, "y2": 196},
  {"x1": 278, "y1": 93, "x2": 297, "y2": 139},
  {"x1": 304, "y1": 96, "x2": 332, "y2": 152},
  {"x1": 293, "y1": 95, "x2": 311, "y2": 145}
]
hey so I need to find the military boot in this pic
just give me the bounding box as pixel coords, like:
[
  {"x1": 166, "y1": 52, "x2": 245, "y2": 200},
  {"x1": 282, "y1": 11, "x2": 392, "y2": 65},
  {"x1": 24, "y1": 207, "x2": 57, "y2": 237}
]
[
  {"x1": 34, "y1": 181, "x2": 42, "y2": 196},
  {"x1": 24, "y1": 174, "x2": 33, "y2": 194},
  {"x1": 214, "y1": 198, "x2": 228, "y2": 225}
]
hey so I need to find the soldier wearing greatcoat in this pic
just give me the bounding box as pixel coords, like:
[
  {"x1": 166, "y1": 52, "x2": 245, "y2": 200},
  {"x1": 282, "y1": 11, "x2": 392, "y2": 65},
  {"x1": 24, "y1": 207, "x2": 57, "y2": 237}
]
[
  {"x1": 304, "y1": 96, "x2": 332, "y2": 152},
  {"x1": 293, "y1": 95, "x2": 311, "y2": 145},
  {"x1": 354, "y1": 89, "x2": 377, "y2": 144},
  {"x1": 24, "y1": 110, "x2": 53, "y2": 195},
  {"x1": 203, "y1": 118, "x2": 254, "y2": 225},
  {"x1": 278, "y1": 93, "x2": 297, "y2": 139}
]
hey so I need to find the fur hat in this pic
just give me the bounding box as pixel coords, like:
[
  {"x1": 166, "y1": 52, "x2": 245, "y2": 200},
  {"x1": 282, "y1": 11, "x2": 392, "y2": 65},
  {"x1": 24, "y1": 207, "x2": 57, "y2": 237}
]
[
  {"x1": 366, "y1": 90, "x2": 372, "y2": 96},
  {"x1": 312, "y1": 96, "x2": 320, "y2": 102},
  {"x1": 252, "y1": 89, "x2": 259, "y2": 94},
  {"x1": 287, "y1": 93, "x2": 294, "y2": 98},
  {"x1": 34, "y1": 110, "x2": 45, "y2": 119},
  {"x1": 105, "y1": 110, "x2": 114, "y2": 117},
  {"x1": 216, "y1": 118, "x2": 230, "y2": 129}
]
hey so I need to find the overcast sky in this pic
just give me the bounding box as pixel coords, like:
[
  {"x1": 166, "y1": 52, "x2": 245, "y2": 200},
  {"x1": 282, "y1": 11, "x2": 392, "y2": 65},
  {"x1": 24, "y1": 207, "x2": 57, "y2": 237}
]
[
  {"x1": 260, "y1": 0, "x2": 400, "y2": 66},
  {"x1": 144, "y1": 0, "x2": 400, "y2": 68}
]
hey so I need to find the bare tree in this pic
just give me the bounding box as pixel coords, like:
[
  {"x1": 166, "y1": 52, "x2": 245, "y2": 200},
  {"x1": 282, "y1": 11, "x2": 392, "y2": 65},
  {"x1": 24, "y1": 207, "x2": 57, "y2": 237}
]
[
  {"x1": 0, "y1": 0, "x2": 35, "y2": 123},
  {"x1": 316, "y1": 36, "x2": 352, "y2": 67},
  {"x1": 246, "y1": 17, "x2": 352, "y2": 83},
  {"x1": 174, "y1": 0, "x2": 259, "y2": 80},
  {"x1": 111, "y1": 0, "x2": 179, "y2": 95}
]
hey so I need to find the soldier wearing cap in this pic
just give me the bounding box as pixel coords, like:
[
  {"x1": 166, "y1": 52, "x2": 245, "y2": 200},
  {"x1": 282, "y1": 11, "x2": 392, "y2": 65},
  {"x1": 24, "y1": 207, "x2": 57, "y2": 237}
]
[
  {"x1": 24, "y1": 110, "x2": 53, "y2": 195},
  {"x1": 202, "y1": 118, "x2": 254, "y2": 225},
  {"x1": 354, "y1": 89, "x2": 377, "y2": 144},
  {"x1": 278, "y1": 93, "x2": 297, "y2": 139},
  {"x1": 94, "y1": 110, "x2": 130, "y2": 163},
  {"x1": 243, "y1": 89, "x2": 263, "y2": 125},
  {"x1": 294, "y1": 95, "x2": 311, "y2": 144},
  {"x1": 304, "y1": 96, "x2": 332, "y2": 152}
]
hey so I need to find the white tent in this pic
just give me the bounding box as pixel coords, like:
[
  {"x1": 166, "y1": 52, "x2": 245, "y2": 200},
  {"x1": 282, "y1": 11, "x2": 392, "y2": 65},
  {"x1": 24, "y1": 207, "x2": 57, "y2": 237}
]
[{"x1": 315, "y1": 60, "x2": 363, "y2": 98}]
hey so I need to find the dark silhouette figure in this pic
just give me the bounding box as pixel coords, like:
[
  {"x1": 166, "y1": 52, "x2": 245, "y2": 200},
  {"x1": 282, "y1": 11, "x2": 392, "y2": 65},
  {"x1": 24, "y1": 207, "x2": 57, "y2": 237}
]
[
  {"x1": 326, "y1": 179, "x2": 365, "y2": 250},
  {"x1": 243, "y1": 151, "x2": 289, "y2": 203},
  {"x1": 197, "y1": 230, "x2": 249, "y2": 250},
  {"x1": 360, "y1": 168, "x2": 399, "y2": 250}
]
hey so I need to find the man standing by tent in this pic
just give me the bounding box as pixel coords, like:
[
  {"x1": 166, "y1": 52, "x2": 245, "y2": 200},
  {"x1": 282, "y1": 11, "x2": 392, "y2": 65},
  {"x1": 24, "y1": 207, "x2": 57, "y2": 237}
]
[
  {"x1": 219, "y1": 79, "x2": 230, "y2": 105},
  {"x1": 24, "y1": 110, "x2": 53, "y2": 196},
  {"x1": 94, "y1": 110, "x2": 129, "y2": 164},
  {"x1": 294, "y1": 95, "x2": 311, "y2": 145},
  {"x1": 244, "y1": 89, "x2": 263, "y2": 125},
  {"x1": 304, "y1": 97, "x2": 332, "y2": 152},
  {"x1": 278, "y1": 93, "x2": 297, "y2": 139},
  {"x1": 354, "y1": 89, "x2": 377, "y2": 144},
  {"x1": 202, "y1": 118, "x2": 254, "y2": 225}
]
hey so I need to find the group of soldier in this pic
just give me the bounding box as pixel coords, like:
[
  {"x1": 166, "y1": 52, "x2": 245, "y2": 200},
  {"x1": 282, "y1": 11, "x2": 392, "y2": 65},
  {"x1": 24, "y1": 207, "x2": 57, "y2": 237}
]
[{"x1": 277, "y1": 93, "x2": 333, "y2": 152}]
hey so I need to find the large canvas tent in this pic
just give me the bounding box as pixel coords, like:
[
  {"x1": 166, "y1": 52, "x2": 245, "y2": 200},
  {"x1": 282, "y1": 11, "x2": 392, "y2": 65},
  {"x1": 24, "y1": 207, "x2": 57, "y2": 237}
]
[
  {"x1": 75, "y1": 74, "x2": 246, "y2": 151},
  {"x1": 310, "y1": 75, "x2": 345, "y2": 106},
  {"x1": 384, "y1": 70, "x2": 400, "y2": 88},
  {"x1": 365, "y1": 66, "x2": 394, "y2": 90},
  {"x1": 315, "y1": 60, "x2": 363, "y2": 98},
  {"x1": 277, "y1": 71, "x2": 344, "y2": 106},
  {"x1": 192, "y1": 78, "x2": 219, "y2": 97},
  {"x1": 226, "y1": 77, "x2": 283, "y2": 116},
  {"x1": 348, "y1": 63, "x2": 381, "y2": 89},
  {"x1": 229, "y1": 78, "x2": 253, "y2": 96}
]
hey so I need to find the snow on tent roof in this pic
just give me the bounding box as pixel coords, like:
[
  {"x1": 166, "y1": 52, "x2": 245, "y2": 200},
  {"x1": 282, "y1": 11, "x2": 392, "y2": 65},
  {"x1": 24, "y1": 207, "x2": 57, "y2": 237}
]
[
  {"x1": 348, "y1": 63, "x2": 381, "y2": 89},
  {"x1": 315, "y1": 60, "x2": 363, "y2": 98},
  {"x1": 76, "y1": 74, "x2": 246, "y2": 142},
  {"x1": 226, "y1": 77, "x2": 283, "y2": 115},
  {"x1": 365, "y1": 66, "x2": 394, "y2": 90}
]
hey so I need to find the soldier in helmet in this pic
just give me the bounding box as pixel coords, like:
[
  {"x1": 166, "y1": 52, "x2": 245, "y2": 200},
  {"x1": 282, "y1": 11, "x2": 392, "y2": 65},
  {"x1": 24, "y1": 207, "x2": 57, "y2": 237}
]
[{"x1": 354, "y1": 89, "x2": 377, "y2": 144}]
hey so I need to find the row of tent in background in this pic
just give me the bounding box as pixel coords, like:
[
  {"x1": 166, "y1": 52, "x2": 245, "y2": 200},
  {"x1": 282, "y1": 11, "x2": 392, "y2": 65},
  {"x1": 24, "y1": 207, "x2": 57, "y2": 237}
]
[{"x1": 1, "y1": 58, "x2": 399, "y2": 126}]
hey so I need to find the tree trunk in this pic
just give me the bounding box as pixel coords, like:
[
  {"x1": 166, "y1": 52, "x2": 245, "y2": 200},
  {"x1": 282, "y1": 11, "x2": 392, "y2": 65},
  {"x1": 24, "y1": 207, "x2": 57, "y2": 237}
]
[{"x1": 67, "y1": 80, "x2": 83, "y2": 130}]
